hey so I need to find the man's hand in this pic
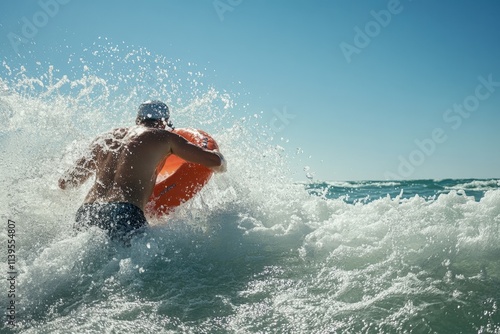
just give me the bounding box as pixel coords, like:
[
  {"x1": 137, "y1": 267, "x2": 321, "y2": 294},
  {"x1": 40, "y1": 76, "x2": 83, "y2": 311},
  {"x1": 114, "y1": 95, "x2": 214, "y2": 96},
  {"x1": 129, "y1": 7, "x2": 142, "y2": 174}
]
[
  {"x1": 210, "y1": 151, "x2": 227, "y2": 173},
  {"x1": 58, "y1": 178, "x2": 67, "y2": 190},
  {"x1": 58, "y1": 173, "x2": 79, "y2": 190}
]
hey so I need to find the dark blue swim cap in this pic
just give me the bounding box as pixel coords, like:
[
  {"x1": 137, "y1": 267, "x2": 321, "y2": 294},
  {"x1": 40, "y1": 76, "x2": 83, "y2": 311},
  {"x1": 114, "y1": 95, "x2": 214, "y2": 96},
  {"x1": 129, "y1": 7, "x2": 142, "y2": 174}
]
[{"x1": 137, "y1": 100, "x2": 170, "y2": 121}]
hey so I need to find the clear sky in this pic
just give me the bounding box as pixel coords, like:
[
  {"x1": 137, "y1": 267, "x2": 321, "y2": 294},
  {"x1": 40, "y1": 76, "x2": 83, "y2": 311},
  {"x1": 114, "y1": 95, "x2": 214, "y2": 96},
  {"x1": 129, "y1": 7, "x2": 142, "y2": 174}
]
[{"x1": 1, "y1": 0, "x2": 499, "y2": 181}]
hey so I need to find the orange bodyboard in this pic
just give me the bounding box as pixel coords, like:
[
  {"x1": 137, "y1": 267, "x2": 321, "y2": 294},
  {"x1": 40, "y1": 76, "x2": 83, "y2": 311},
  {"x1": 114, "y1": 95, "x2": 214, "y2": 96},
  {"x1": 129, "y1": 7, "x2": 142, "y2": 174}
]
[{"x1": 148, "y1": 128, "x2": 218, "y2": 216}]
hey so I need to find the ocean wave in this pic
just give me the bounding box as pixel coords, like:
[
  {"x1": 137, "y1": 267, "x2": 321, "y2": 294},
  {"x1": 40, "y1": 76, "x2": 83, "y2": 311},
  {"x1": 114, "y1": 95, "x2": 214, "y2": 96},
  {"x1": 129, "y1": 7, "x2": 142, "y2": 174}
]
[
  {"x1": 324, "y1": 180, "x2": 403, "y2": 188},
  {"x1": 446, "y1": 179, "x2": 500, "y2": 191}
]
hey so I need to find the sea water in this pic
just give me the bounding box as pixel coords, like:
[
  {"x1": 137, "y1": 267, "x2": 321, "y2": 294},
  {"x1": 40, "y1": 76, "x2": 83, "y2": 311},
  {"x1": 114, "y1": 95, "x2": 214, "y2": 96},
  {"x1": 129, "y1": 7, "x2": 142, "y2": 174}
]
[{"x1": 1, "y1": 46, "x2": 500, "y2": 333}]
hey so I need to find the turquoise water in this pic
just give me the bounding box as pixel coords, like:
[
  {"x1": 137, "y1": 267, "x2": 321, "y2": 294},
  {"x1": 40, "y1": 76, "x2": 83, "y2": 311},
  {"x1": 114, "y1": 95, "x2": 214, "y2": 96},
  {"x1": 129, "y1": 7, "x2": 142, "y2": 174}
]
[
  {"x1": 1, "y1": 47, "x2": 500, "y2": 333},
  {"x1": 306, "y1": 179, "x2": 500, "y2": 203}
]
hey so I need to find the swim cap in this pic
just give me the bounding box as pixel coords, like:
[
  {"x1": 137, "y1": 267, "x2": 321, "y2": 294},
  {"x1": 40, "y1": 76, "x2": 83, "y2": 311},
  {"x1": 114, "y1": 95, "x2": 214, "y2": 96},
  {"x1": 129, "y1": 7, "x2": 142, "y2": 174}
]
[{"x1": 137, "y1": 100, "x2": 170, "y2": 121}]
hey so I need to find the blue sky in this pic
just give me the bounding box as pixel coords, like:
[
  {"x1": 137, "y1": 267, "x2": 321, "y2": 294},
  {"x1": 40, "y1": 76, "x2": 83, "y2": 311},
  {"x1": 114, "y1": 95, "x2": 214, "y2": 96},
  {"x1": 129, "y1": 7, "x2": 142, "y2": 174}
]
[{"x1": 1, "y1": 0, "x2": 499, "y2": 181}]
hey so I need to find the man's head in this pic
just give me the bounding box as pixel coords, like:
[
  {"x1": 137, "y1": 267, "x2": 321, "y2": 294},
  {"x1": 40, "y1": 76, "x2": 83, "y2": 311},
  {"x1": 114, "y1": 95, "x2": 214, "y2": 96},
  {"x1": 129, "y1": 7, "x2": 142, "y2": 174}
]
[{"x1": 136, "y1": 100, "x2": 171, "y2": 128}]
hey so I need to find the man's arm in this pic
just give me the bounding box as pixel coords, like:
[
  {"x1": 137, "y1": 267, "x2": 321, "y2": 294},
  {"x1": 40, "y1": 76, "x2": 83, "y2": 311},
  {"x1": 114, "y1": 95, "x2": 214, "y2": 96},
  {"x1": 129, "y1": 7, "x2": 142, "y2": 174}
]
[
  {"x1": 58, "y1": 143, "x2": 98, "y2": 189},
  {"x1": 168, "y1": 132, "x2": 227, "y2": 173}
]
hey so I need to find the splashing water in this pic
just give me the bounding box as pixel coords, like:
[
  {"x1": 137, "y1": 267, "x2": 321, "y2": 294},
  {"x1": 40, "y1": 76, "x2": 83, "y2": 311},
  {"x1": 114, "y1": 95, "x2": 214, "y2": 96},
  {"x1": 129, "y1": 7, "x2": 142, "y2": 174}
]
[{"x1": 1, "y1": 44, "x2": 500, "y2": 333}]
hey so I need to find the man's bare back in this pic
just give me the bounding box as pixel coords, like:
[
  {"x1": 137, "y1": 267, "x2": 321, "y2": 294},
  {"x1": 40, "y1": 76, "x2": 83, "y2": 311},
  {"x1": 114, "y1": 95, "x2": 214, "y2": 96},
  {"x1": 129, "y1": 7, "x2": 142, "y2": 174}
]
[{"x1": 59, "y1": 125, "x2": 225, "y2": 211}]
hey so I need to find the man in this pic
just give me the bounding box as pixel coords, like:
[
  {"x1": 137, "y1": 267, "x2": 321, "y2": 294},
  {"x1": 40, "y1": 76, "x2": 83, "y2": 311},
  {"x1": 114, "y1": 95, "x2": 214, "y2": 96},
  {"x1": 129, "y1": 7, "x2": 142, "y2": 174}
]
[{"x1": 59, "y1": 100, "x2": 226, "y2": 241}]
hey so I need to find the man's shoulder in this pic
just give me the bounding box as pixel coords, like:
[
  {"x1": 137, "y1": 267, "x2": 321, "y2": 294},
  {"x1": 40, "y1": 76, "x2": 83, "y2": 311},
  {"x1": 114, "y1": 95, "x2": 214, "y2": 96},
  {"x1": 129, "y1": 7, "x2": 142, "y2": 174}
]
[
  {"x1": 131, "y1": 126, "x2": 174, "y2": 144},
  {"x1": 94, "y1": 127, "x2": 128, "y2": 137},
  {"x1": 96, "y1": 125, "x2": 172, "y2": 142},
  {"x1": 137, "y1": 126, "x2": 172, "y2": 136}
]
